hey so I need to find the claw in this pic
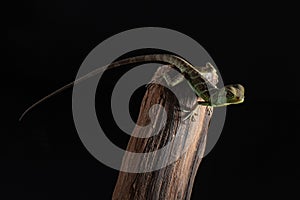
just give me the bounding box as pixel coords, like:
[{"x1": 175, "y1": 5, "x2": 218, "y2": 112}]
[
  {"x1": 181, "y1": 109, "x2": 191, "y2": 113},
  {"x1": 182, "y1": 111, "x2": 193, "y2": 121},
  {"x1": 191, "y1": 115, "x2": 196, "y2": 122},
  {"x1": 206, "y1": 106, "x2": 213, "y2": 115}
]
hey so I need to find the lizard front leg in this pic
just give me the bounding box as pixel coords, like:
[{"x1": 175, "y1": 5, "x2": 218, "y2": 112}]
[
  {"x1": 197, "y1": 97, "x2": 213, "y2": 115},
  {"x1": 163, "y1": 64, "x2": 216, "y2": 121}
]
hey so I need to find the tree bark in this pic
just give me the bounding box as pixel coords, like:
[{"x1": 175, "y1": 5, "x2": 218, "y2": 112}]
[{"x1": 112, "y1": 65, "x2": 216, "y2": 200}]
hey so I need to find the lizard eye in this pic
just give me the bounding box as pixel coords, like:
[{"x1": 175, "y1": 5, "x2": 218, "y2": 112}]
[{"x1": 226, "y1": 91, "x2": 234, "y2": 99}]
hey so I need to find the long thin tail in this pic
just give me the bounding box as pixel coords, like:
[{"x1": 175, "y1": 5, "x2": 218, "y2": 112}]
[
  {"x1": 19, "y1": 81, "x2": 74, "y2": 121},
  {"x1": 19, "y1": 54, "x2": 179, "y2": 121},
  {"x1": 18, "y1": 63, "x2": 111, "y2": 121}
]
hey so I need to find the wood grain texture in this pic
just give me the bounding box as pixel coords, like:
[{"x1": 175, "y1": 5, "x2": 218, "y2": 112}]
[{"x1": 112, "y1": 65, "x2": 216, "y2": 200}]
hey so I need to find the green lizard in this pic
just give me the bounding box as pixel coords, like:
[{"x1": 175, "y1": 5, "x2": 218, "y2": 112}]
[{"x1": 19, "y1": 54, "x2": 244, "y2": 121}]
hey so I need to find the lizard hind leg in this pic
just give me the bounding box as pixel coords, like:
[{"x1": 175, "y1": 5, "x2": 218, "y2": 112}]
[
  {"x1": 182, "y1": 110, "x2": 197, "y2": 121},
  {"x1": 163, "y1": 73, "x2": 185, "y2": 87},
  {"x1": 146, "y1": 66, "x2": 185, "y2": 88}
]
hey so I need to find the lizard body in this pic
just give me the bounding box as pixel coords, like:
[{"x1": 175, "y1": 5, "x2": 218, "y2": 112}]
[{"x1": 19, "y1": 54, "x2": 244, "y2": 121}]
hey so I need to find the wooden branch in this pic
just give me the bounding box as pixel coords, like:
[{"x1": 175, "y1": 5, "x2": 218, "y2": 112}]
[{"x1": 112, "y1": 65, "x2": 216, "y2": 200}]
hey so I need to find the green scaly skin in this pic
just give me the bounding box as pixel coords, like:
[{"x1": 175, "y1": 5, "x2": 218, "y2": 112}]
[{"x1": 19, "y1": 54, "x2": 244, "y2": 121}]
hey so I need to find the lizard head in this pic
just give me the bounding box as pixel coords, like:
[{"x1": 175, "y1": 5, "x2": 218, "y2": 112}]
[
  {"x1": 224, "y1": 84, "x2": 245, "y2": 104},
  {"x1": 211, "y1": 84, "x2": 245, "y2": 107}
]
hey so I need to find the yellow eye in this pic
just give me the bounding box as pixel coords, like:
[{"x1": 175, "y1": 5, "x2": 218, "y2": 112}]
[{"x1": 226, "y1": 91, "x2": 234, "y2": 99}]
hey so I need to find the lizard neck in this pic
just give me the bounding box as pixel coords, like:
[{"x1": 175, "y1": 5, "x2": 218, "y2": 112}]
[{"x1": 154, "y1": 54, "x2": 218, "y2": 101}]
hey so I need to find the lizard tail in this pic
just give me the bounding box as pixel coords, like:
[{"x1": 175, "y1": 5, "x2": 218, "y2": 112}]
[
  {"x1": 19, "y1": 81, "x2": 74, "y2": 121},
  {"x1": 19, "y1": 63, "x2": 110, "y2": 121},
  {"x1": 19, "y1": 54, "x2": 184, "y2": 121}
]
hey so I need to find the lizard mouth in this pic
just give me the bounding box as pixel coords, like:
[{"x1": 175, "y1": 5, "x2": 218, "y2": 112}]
[
  {"x1": 236, "y1": 97, "x2": 244, "y2": 103},
  {"x1": 230, "y1": 96, "x2": 244, "y2": 104}
]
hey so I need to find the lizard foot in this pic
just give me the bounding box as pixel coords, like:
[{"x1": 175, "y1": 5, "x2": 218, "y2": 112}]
[
  {"x1": 206, "y1": 106, "x2": 213, "y2": 116},
  {"x1": 182, "y1": 110, "x2": 198, "y2": 121}
]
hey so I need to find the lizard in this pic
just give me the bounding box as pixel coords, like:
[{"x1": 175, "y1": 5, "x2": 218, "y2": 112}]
[{"x1": 19, "y1": 54, "x2": 245, "y2": 121}]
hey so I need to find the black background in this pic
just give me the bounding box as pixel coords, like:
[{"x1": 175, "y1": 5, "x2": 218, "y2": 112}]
[{"x1": 3, "y1": 1, "x2": 298, "y2": 199}]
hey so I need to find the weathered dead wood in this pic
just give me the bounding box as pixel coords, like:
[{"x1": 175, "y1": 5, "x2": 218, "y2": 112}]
[{"x1": 112, "y1": 65, "x2": 216, "y2": 200}]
